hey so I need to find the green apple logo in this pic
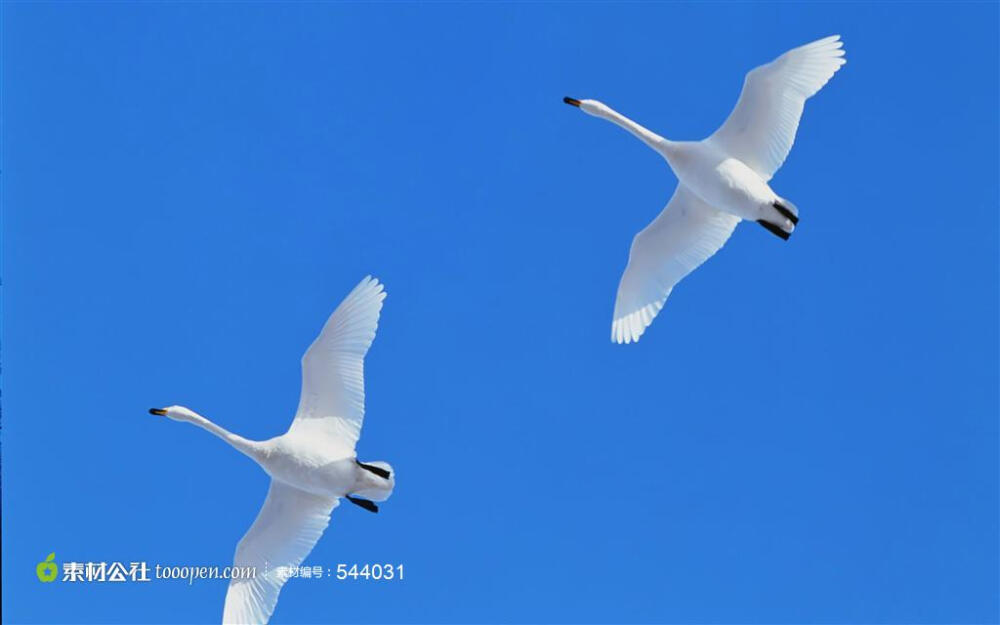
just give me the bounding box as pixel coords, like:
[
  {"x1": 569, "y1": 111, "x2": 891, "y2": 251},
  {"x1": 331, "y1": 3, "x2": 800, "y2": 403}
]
[{"x1": 36, "y1": 553, "x2": 58, "y2": 582}]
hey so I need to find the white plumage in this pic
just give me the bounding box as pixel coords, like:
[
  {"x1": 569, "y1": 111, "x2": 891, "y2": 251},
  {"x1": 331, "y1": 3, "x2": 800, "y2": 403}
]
[
  {"x1": 612, "y1": 186, "x2": 740, "y2": 344},
  {"x1": 710, "y1": 35, "x2": 848, "y2": 181},
  {"x1": 566, "y1": 36, "x2": 846, "y2": 343},
  {"x1": 150, "y1": 276, "x2": 394, "y2": 624}
]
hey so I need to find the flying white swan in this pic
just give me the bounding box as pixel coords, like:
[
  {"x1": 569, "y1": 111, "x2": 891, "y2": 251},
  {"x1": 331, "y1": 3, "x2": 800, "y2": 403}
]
[
  {"x1": 564, "y1": 35, "x2": 846, "y2": 344},
  {"x1": 149, "y1": 276, "x2": 394, "y2": 624}
]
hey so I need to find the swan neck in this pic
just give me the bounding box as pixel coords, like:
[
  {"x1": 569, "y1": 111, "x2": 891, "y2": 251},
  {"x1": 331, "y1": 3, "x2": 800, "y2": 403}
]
[
  {"x1": 599, "y1": 105, "x2": 672, "y2": 154},
  {"x1": 188, "y1": 411, "x2": 261, "y2": 460}
]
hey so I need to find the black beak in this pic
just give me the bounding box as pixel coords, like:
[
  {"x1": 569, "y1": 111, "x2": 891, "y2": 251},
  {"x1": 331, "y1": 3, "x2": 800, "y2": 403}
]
[
  {"x1": 149, "y1": 408, "x2": 167, "y2": 416},
  {"x1": 563, "y1": 96, "x2": 581, "y2": 107}
]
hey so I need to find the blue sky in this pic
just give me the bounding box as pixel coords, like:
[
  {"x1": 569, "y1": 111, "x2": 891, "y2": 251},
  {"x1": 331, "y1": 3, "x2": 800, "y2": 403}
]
[{"x1": 2, "y1": 3, "x2": 997, "y2": 624}]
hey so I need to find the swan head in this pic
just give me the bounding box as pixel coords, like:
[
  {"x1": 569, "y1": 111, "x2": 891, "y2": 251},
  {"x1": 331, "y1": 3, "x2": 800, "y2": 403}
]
[
  {"x1": 563, "y1": 96, "x2": 611, "y2": 118},
  {"x1": 149, "y1": 405, "x2": 198, "y2": 423}
]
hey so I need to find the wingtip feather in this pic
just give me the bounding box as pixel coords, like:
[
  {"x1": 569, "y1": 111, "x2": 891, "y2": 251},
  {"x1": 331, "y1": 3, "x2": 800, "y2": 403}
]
[{"x1": 611, "y1": 300, "x2": 665, "y2": 344}]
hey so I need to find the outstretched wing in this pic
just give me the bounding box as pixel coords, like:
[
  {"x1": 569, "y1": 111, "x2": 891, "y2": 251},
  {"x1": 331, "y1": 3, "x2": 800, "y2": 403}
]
[
  {"x1": 287, "y1": 276, "x2": 386, "y2": 452},
  {"x1": 222, "y1": 481, "x2": 338, "y2": 624},
  {"x1": 612, "y1": 186, "x2": 740, "y2": 344},
  {"x1": 708, "y1": 35, "x2": 846, "y2": 181}
]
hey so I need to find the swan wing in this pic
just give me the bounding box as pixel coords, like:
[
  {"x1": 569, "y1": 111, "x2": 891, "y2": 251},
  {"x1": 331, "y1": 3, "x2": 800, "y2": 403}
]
[
  {"x1": 708, "y1": 35, "x2": 846, "y2": 181},
  {"x1": 612, "y1": 185, "x2": 740, "y2": 344},
  {"x1": 288, "y1": 275, "x2": 386, "y2": 450},
  {"x1": 222, "y1": 481, "x2": 338, "y2": 624}
]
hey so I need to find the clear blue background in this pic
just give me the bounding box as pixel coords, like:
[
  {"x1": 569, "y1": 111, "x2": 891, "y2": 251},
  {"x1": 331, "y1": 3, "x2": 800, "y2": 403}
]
[{"x1": 3, "y1": 3, "x2": 997, "y2": 624}]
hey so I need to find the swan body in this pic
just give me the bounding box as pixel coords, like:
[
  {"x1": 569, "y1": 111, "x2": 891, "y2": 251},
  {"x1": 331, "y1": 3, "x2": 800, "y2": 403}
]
[
  {"x1": 660, "y1": 139, "x2": 783, "y2": 222},
  {"x1": 150, "y1": 276, "x2": 392, "y2": 624},
  {"x1": 565, "y1": 35, "x2": 845, "y2": 343},
  {"x1": 256, "y1": 434, "x2": 394, "y2": 501}
]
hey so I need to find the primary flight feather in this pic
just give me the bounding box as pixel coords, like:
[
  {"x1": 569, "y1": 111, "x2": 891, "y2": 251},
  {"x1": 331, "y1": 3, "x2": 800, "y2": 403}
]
[{"x1": 565, "y1": 35, "x2": 846, "y2": 343}]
